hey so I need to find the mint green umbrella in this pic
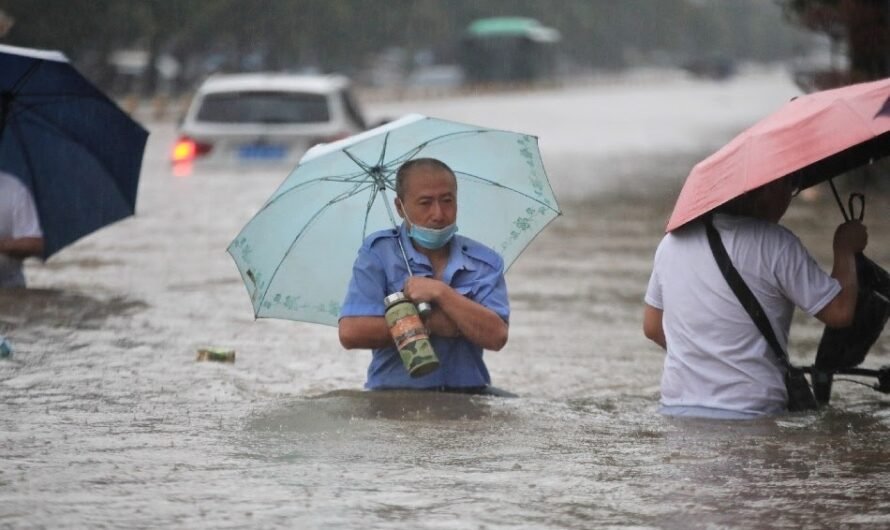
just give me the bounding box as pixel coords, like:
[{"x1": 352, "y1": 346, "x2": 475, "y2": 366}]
[{"x1": 228, "y1": 114, "x2": 560, "y2": 326}]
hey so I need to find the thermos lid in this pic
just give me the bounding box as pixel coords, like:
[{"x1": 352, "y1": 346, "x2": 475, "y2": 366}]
[{"x1": 383, "y1": 291, "x2": 408, "y2": 307}]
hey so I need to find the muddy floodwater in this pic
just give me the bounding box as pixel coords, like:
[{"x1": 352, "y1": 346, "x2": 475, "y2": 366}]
[{"x1": 2, "y1": 68, "x2": 889, "y2": 529}]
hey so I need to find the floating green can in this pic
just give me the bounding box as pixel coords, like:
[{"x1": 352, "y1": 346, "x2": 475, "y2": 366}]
[
  {"x1": 384, "y1": 292, "x2": 439, "y2": 377},
  {"x1": 196, "y1": 347, "x2": 236, "y2": 363}
]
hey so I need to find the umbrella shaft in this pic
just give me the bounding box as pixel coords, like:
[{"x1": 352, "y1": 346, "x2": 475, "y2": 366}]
[
  {"x1": 828, "y1": 179, "x2": 849, "y2": 221},
  {"x1": 378, "y1": 186, "x2": 414, "y2": 277},
  {"x1": 0, "y1": 91, "x2": 9, "y2": 141}
]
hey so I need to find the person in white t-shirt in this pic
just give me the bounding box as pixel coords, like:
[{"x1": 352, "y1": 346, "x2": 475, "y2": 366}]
[
  {"x1": 0, "y1": 171, "x2": 44, "y2": 287},
  {"x1": 643, "y1": 175, "x2": 868, "y2": 419}
]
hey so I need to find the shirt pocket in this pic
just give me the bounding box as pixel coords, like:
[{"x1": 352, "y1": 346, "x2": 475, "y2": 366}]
[
  {"x1": 386, "y1": 269, "x2": 434, "y2": 295},
  {"x1": 453, "y1": 282, "x2": 477, "y2": 300}
]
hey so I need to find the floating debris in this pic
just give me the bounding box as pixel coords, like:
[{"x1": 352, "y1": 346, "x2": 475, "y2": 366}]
[{"x1": 195, "y1": 347, "x2": 235, "y2": 363}]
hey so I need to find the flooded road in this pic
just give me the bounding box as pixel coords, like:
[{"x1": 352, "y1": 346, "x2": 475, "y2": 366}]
[{"x1": 2, "y1": 67, "x2": 889, "y2": 529}]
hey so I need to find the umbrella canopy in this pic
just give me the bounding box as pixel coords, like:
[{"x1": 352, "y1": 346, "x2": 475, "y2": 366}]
[
  {"x1": 228, "y1": 113, "x2": 561, "y2": 326},
  {"x1": 666, "y1": 77, "x2": 890, "y2": 232},
  {"x1": 0, "y1": 44, "x2": 148, "y2": 257}
]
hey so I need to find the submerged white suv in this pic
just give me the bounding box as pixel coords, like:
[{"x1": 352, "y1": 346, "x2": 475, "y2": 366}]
[{"x1": 171, "y1": 73, "x2": 366, "y2": 169}]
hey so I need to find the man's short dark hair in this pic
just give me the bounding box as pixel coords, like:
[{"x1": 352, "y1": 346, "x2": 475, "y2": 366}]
[
  {"x1": 395, "y1": 158, "x2": 456, "y2": 198},
  {"x1": 716, "y1": 174, "x2": 795, "y2": 218}
]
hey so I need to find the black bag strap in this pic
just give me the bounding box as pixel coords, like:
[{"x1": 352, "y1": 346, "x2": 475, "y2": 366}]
[{"x1": 703, "y1": 215, "x2": 793, "y2": 371}]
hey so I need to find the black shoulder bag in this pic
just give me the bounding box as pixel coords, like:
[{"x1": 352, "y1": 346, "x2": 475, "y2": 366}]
[{"x1": 703, "y1": 216, "x2": 818, "y2": 412}]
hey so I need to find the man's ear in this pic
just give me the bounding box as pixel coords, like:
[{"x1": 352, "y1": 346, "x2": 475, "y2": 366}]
[{"x1": 394, "y1": 197, "x2": 404, "y2": 218}]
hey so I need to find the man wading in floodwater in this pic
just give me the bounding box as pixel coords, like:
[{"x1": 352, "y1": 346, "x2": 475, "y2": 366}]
[
  {"x1": 338, "y1": 158, "x2": 510, "y2": 393},
  {"x1": 643, "y1": 174, "x2": 867, "y2": 419}
]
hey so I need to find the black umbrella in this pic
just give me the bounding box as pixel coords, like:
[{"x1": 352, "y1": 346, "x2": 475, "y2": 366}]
[{"x1": 0, "y1": 44, "x2": 148, "y2": 257}]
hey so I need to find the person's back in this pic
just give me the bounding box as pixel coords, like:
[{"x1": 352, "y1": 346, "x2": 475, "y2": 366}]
[
  {"x1": 0, "y1": 171, "x2": 44, "y2": 287},
  {"x1": 643, "y1": 176, "x2": 867, "y2": 418},
  {"x1": 649, "y1": 214, "x2": 839, "y2": 415}
]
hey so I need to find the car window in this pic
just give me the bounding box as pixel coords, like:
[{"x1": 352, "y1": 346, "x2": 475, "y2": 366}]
[
  {"x1": 340, "y1": 89, "x2": 366, "y2": 130},
  {"x1": 196, "y1": 91, "x2": 330, "y2": 124}
]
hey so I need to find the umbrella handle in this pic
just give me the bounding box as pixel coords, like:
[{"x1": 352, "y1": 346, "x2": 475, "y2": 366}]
[
  {"x1": 848, "y1": 193, "x2": 865, "y2": 222},
  {"x1": 827, "y1": 179, "x2": 866, "y2": 222}
]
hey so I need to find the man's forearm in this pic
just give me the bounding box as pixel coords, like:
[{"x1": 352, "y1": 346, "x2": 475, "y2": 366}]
[
  {"x1": 434, "y1": 288, "x2": 508, "y2": 351},
  {"x1": 829, "y1": 251, "x2": 859, "y2": 326},
  {"x1": 424, "y1": 309, "x2": 461, "y2": 338},
  {"x1": 643, "y1": 304, "x2": 666, "y2": 350},
  {"x1": 819, "y1": 220, "x2": 868, "y2": 328},
  {"x1": 339, "y1": 316, "x2": 392, "y2": 349},
  {"x1": 0, "y1": 237, "x2": 44, "y2": 259}
]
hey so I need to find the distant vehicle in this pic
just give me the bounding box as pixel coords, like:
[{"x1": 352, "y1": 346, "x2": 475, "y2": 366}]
[
  {"x1": 682, "y1": 54, "x2": 737, "y2": 81},
  {"x1": 458, "y1": 17, "x2": 561, "y2": 84},
  {"x1": 171, "y1": 73, "x2": 366, "y2": 168}
]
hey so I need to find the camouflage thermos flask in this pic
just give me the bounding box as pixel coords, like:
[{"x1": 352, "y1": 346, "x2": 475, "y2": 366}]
[{"x1": 383, "y1": 292, "x2": 440, "y2": 377}]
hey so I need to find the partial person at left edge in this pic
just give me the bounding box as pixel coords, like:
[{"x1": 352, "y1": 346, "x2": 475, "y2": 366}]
[{"x1": 0, "y1": 170, "x2": 44, "y2": 287}]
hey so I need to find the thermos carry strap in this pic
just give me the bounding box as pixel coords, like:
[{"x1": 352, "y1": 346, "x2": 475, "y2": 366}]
[{"x1": 702, "y1": 215, "x2": 818, "y2": 411}]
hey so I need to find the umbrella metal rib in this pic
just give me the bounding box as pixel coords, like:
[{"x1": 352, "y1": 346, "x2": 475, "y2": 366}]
[
  {"x1": 259, "y1": 179, "x2": 375, "y2": 299},
  {"x1": 250, "y1": 128, "x2": 527, "y2": 220},
  {"x1": 6, "y1": 102, "x2": 135, "y2": 211},
  {"x1": 345, "y1": 133, "x2": 418, "y2": 277},
  {"x1": 453, "y1": 169, "x2": 559, "y2": 211},
  {"x1": 7, "y1": 58, "x2": 40, "y2": 93}
]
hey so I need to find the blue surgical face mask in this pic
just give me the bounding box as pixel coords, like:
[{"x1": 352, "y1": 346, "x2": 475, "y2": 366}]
[
  {"x1": 409, "y1": 222, "x2": 458, "y2": 249},
  {"x1": 399, "y1": 201, "x2": 458, "y2": 249}
]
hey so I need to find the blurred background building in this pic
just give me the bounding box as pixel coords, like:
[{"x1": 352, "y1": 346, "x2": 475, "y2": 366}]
[{"x1": 0, "y1": 0, "x2": 887, "y2": 100}]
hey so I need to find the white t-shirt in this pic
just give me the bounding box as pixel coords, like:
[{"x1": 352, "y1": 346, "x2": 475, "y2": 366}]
[
  {"x1": 0, "y1": 172, "x2": 42, "y2": 287},
  {"x1": 645, "y1": 214, "x2": 840, "y2": 415}
]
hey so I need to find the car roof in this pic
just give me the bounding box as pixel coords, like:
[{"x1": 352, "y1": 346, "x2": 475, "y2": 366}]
[{"x1": 197, "y1": 73, "x2": 351, "y2": 94}]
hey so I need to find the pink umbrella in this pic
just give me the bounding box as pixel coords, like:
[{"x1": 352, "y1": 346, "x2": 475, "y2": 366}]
[{"x1": 666, "y1": 77, "x2": 890, "y2": 232}]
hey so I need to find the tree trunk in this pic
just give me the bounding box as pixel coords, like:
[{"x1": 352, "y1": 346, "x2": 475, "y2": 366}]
[{"x1": 844, "y1": 0, "x2": 890, "y2": 81}]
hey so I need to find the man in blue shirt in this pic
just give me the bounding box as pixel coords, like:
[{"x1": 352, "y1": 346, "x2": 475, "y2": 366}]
[{"x1": 339, "y1": 158, "x2": 510, "y2": 391}]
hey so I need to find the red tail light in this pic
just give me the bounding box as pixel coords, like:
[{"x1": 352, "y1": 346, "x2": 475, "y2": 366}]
[{"x1": 171, "y1": 136, "x2": 213, "y2": 163}]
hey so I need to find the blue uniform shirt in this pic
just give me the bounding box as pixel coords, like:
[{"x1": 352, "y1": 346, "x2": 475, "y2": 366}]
[{"x1": 340, "y1": 224, "x2": 509, "y2": 390}]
